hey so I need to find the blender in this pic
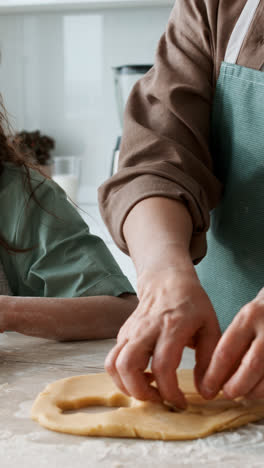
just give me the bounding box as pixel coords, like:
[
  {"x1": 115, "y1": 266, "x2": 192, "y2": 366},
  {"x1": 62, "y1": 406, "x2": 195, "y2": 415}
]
[{"x1": 111, "y1": 64, "x2": 153, "y2": 175}]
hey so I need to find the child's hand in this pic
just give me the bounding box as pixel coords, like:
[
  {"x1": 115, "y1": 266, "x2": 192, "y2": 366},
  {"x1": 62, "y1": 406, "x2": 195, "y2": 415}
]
[
  {"x1": 0, "y1": 296, "x2": 8, "y2": 333},
  {"x1": 201, "y1": 288, "x2": 264, "y2": 400},
  {"x1": 105, "y1": 267, "x2": 221, "y2": 408}
]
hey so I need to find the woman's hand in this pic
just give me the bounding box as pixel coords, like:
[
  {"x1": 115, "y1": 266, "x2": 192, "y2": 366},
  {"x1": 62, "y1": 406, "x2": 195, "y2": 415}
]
[
  {"x1": 105, "y1": 266, "x2": 221, "y2": 408},
  {"x1": 201, "y1": 288, "x2": 264, "y2": 400}
]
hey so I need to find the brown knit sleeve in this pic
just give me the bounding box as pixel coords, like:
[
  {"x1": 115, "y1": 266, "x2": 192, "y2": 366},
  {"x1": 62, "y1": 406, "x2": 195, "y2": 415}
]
[{"x1": 98, "y1": 0, "x2": 223, "y2": 263}]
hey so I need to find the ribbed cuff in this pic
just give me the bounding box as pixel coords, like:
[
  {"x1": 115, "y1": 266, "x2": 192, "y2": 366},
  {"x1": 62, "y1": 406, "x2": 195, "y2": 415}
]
[
  {"x1": 98, "y1": 171, "x2": 210, "y2": 263},
  {"x1": 80, "y1": 274, "x2": 135, "y2": 297}
]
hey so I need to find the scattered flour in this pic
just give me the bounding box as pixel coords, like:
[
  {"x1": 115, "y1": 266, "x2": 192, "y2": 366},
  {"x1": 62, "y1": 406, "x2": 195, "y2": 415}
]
[
  {"x1": 1, "y1": 428, "x2": 264, "y2": 468},
  {"x1": 0, "y1": 383, "x2": 9, "y2": 393},
  {"x1": 14, "y1": 400, "x2": 35, "y2": 419}
]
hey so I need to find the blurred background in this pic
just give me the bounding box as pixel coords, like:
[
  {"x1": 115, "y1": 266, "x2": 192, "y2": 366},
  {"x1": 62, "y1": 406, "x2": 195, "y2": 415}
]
[{"x1": 0, "y1": 0, "x2": 173, "y2": 202}]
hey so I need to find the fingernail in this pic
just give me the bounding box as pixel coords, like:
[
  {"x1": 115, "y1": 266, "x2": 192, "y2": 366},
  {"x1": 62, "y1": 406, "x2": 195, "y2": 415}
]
[
  {"x1": 164, "y1": 399, "x2": 186, "y2": 411},
  {"x1": 202, "y1": 386, "x2": 215, "y2": 398}
]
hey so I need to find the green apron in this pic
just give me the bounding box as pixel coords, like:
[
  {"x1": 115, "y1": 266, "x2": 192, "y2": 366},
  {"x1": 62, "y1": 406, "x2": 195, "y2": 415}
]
[{"x1": 196, "y1": 0, "x2": 264, "y2": 332}]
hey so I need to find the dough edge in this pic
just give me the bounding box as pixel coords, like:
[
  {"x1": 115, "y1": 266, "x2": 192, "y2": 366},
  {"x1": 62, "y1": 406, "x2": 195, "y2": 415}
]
[{"x1": 31, "y1": 370, "x2": 264, "y2": 440}]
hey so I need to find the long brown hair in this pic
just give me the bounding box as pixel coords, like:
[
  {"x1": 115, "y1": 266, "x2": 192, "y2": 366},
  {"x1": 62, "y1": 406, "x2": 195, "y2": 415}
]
[{"x1": 0, "y1": 95, "x2": 45, "y2": 253}]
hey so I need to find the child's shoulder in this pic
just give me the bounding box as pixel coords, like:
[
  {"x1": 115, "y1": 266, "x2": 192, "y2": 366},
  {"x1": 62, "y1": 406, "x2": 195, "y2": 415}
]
[
  {"x1": 1, "y1": 163, "x2": 62, "y2": 200},
  {"x1": 1, "y1": 163, "x2": 85, "y2": 246},
  {"x1": 1, "y1": 162, "x2": 45, "y2": 189},
  {"x1": 0, "y1": 163, "x2": 69, "y2": 231}
]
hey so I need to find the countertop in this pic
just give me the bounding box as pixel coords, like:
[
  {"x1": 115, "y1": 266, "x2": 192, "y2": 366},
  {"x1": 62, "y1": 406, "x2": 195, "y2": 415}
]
[{"x1": 1, "y1": 332, "x2": 264, "y2": 468}]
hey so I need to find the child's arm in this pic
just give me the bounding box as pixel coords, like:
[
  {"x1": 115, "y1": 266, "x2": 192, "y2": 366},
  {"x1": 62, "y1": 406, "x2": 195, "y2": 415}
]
[{"x1": 0, "y1": 293, "x2": 138, "y2": 341}]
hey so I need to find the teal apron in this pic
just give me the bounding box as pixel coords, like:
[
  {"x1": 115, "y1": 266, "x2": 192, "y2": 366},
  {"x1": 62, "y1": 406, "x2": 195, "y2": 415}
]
[{"x1": 196, "y1": 0, "x2": 264, "y2": 332}]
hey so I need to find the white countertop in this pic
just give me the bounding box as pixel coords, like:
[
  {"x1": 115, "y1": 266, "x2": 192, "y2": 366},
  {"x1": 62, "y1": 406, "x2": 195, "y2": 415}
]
[
  {"x1": 1, "y1": 333, "x2": 264, "y2": 468},
  {"x1": 0, "y1": 0, "x2": 174, "y2": 13}
]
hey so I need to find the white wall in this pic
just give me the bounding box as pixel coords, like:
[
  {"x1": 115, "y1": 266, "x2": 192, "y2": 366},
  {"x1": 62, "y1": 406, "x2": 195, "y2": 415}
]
[{"x1": 0, "y1": 7, "x2": 172, "y2": 189}]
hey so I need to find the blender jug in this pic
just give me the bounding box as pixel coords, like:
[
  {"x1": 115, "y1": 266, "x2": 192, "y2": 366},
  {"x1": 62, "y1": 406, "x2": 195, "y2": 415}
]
[{"x1": 111, "y1": 64, "x2": 152, "y2": 175}]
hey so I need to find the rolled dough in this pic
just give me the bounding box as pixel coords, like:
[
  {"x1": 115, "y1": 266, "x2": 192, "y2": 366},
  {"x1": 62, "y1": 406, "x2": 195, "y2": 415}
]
[{"x1": 31, "y1": 370, "x2": 264, "y2": 440}]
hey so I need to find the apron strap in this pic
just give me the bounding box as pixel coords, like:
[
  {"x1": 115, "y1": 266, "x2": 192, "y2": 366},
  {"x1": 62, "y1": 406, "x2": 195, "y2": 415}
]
[{"x1": 225, "y1": 0, "x2": 261, "y2": 64}]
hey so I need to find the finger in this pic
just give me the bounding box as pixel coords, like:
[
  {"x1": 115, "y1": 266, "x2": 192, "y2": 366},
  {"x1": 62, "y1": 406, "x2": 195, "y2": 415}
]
[
  {"x1": 194, "y1": 320, "x2": 221, "y2": 394},
  {"x1": 223, "y1": 337, "x2": 264, "y2": 399},
  {"x1": 115, "y1": 342, "x2": 161, "y2": 402},
  {"x1": 151, "y1": 335, "x2": 187, "y2": 409},
  {"x1": 245, "y1": 377, "x2": 264, "y2": 400},
  {"x1": 200, "y1": 315, "x2": 254, "y2": 399},
  {"x1": 104, "y1": 341, "x2": 131, "y2": 396},
  {"x1": 151, "y1": 314, "x2": 192, "y2": 408}
]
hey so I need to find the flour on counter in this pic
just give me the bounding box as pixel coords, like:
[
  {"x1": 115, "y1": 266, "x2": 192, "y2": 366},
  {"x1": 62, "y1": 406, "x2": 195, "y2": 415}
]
[
  {"x1": 0, "y1": 383, "x2": 9, "y2": 393},
  {"x1": 1, "y1": 427, "x2": 264, "y2": 468},
  {"x1": 15, "y1": 400, "x2": 35, "y2": 419}
]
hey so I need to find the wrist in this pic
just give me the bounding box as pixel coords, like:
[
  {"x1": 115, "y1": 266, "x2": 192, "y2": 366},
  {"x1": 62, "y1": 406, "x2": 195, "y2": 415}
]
[
  {"x1": 137, "y1": 263, "x2": 199, "y2": 302},
  {"x1": 136, "y1": 242, "x2": 194, "y2": 276},
  {"x1": 123, "y1": 197, "x2": 194, "y2": 275},
  {"x1": 137, "y1": 248, "x2": 198, "y2": 288}
]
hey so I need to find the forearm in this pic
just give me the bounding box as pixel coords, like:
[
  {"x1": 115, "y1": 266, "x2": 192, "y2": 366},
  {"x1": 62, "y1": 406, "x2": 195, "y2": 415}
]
[
  {"x1": 2, "y1": 294, "x2": 138, "y2": 341},
  {"x1": 123, "y1": 197, "x2": 195, "y2": 275}
]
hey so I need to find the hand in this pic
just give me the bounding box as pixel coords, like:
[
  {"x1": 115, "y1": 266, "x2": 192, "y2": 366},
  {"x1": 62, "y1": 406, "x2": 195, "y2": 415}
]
[
  {"x1": 105, "y1": 266, "x2": 221, "y2": 408},
  {"x1": 201, "y1": 288, "x2": 264, "y2": 400}
]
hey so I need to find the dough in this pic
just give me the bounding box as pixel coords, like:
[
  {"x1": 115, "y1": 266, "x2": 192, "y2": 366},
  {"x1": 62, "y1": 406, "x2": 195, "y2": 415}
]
[{"x1": 31, "y1": 370, "x2": 264, "y2": 440}]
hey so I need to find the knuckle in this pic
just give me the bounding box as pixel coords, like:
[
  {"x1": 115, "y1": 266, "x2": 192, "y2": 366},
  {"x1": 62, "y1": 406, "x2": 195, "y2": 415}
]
[
  {"x1": 115, "y1": 355, "x2": 131, "y2": 374},
  {"x1": 215, "y1": 346, "x2": 235, "y2": 369},
  {"x1": 240, "y1": 302, "x2": 260, "y2": 323},
  {"x1": 162, "y1": 312, "x2": 186, "y2": 337},
  {"x1": 163, "y1": 313, "x2": 177, "y2": 328},
  {"x1": 164, "y1": 314, "x2": 184, "y2": 332},
  {"x1": 117, "y1": 329, "x2": 126, "y2": 342},
  {"x1": 152, "y1": 358, "x2": 170, "y2": 375},
  {"x1": 214, "y1": 346, "x2": 230, "y2": 365},
  {"x1": 117, "y1": 324, "x2": 129, "y2": 341},
  {"x1": 246, "y1": 354, "x2": 262, "y2": 373},
  {"x1": 104, "y1": 357, "x2": 115, "y2": 375}
]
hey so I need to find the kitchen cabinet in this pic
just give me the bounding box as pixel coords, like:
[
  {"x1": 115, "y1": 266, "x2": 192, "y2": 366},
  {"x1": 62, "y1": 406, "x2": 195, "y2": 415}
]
[{"x1": 0, "y1": 0, "x2": 174, "y2": 14}]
